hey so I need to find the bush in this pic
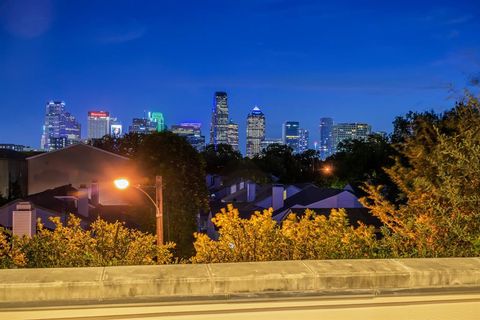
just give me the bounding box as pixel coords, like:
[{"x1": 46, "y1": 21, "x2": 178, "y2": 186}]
[
  {"x1": 16, "y1": 215, "x2": 175, "y2": 268},
  {"x1": 192, "y1": 205, "x2": 378, "y2": 263}
]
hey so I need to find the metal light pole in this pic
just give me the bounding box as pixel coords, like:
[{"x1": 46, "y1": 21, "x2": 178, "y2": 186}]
[
  {"x1": 114, "y1": 176, "x2": 164, "y2": 245},
  {"x1": 155, "y1": 176, "x2": 163, "y2": 246}
]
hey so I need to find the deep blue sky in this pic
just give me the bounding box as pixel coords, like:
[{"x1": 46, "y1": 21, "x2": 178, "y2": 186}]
[{"x1": 1, "y1": 0, "x2": 479, "y2": 153}]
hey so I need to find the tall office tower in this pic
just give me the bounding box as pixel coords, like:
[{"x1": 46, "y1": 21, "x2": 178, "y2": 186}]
[
  {"x1": 298, "y1": 129, "x2": 309, "y2": 153},
  {"x1": 227, "y1": 120, "x2": 239, "y2": 152},
  {"x1": 87, "y1": 111, "x2": 110, "y2": 140},
  {"x1": 319, "y1": 117, "x2": 334, "y2": 160},
  {"x1": 170, "y1": 122, "x2": 206, "y2": 152},
  {"x1": 332, "y1": 123, "x2": 372, "y2": 153},
  {"x1": 246, "y1": 106, "x2": 266, "y2": 158},
  {"x1": 128, "y1": 118, "x2": 157, "y2": 134},
  {"x1": 41, "y1": 101, "x2": 81, "y2": 151},
  {"x1": 210, "y1": 92, "x2": 229, "y2": 147},
  {"x1": 260, "y1": 138, "x2": 283, "y2": 152},
  {"x1": 149, "y1": 112, "x2": 166, "y2": 132},
  {"x1": 282, "y1": 121, "x2": 300, "y2": 153}
]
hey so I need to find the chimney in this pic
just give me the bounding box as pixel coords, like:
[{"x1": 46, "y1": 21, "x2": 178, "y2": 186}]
[
  {"x1": 12, "y1": 202, "x2": 36, "y2": 238},
  {"x1": 246, "y1": 182, "x2": 256, "y2": 202},
  {"x1": 77, "y1": 184, "x2": 89, "y2": 217},
  {"x1": 90, "y1": 180, "x2": 99, "y2": 207},
  {"x1": 272, "y1": 184, "x2": 285, "y2": 210}
]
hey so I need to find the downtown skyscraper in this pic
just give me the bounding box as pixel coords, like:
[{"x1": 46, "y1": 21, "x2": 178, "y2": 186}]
[
  {"x1": 40, "y1": 101, "x2": 81, "y2": 151},
  {"x1": 246, "y1": 106, "x2": 265, "y2": 158},
  {"x1": 227, "y1": 120, "x2": 239, "y2": 152},
  {"x1": 332, "y1": 123, "x2": 372, "y2": 153},
  {"x1": 87, "y1": 111, "x2": 110, "y2": 140},
  {"x1": 210, "y1": 92, "x2": 229, "y2": 147},
  {"x1": 282, "y1": 121, "x2": 300, "y2": 153},
  {"x1": 298, "y1": 128, "x2": 309, "y2": 153},
  {"x1": 319, "y1": 117, "x2": 334, "y2": 159}
]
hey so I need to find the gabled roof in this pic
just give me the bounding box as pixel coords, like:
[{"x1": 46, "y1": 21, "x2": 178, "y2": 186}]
[
  {"x1": 26, "y1": 143, "x2": 130, "y2": 161},
  {"x1": 282, "y1": 207, "x2": 382, "y2": 228}
]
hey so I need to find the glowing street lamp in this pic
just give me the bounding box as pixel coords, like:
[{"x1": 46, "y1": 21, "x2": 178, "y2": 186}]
[
  {"x1": 114, "y1": 176, "x2": 164, "y2": 245},
  {"x1": 114, "y1": 178, "x2": 129, "y2": 190}
]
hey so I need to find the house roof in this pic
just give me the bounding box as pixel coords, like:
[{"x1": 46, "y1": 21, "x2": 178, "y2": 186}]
[
  {"x1": 273, "y1": 185, "x2": 346, "y2": 214},
  {"x1": 0, "y1": 149, "x2": 27, "y2": 160},
  {"x1": 281, "y1": 207, "x2": 382, "y2": 228},
  {"x1": 26, "y1": 143, "x2": 130, "y2": 161}
]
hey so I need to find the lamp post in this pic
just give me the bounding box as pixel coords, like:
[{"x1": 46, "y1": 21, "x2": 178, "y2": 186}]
[{"x1": 114, "y1": 176, "x2": 164, "y2": 245}]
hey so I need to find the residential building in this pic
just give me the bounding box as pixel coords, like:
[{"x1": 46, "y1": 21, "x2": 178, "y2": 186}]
[
  {"x1": 319, "y1": 117, "x2": 334, "y2": 159},
  {"x1": 332, "y1": 123, "x2": 372, "y2": 153},
  {"x1": 282, "y1": 121, "x2": 300, "y2": 153},
  {"x1": 227, "y1": 120, "x2": 239, "y2": 152},
  {"x1": 170, "y1": 122, "x2": 206, "y2": 152},
  {"x1": 260, "y1": 138, "x2": 283, "y2": 152},
  {"x1": 298, "y1": 128, "x2": 309, "y2": 153},
  {"x1": 0, "y1": 150, "x2": 28, "y2": 199},
  {"x1": 41, "y1": 101, "x2": 81, "y2": 151},
  {"x1": 246, "y1": 106, "x2": 266, "y2": 158},
  {"x1": 87, "y1": 111, "x2": 110, "y2": 140},
  {"x1": 27, "y1": 143, "x2": 137, "y2": 205},
  {"x1": 210, "y1": 92, "x2": 229, "y2": 147}
]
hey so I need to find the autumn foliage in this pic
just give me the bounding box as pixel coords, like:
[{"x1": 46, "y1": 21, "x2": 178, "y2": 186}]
[
  {"x1": 192, "y1": 205, "x2": 377, "y2": 263},
  {"x1": 0, "y1": 215, "x2": 175, "y2": 268}
]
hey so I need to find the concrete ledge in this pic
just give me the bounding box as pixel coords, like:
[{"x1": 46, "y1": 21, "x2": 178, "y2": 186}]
[{"x1": 1, "y1": 258, "x2": 479, "y2": 305}]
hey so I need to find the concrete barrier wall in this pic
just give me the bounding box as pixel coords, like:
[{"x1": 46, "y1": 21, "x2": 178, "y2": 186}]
[{"x1": 1, "y1": 258, "x2": 479, "y2": 304}]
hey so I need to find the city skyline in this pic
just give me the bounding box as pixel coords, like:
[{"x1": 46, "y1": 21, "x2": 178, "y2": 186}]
[{"x1": 1, "y1": 1, "x2": 479, "y2": 151}]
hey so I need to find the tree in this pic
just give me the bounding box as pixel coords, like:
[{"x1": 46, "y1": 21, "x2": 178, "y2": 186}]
[
  {"x1": 322, "y1": 134, "x2": 396, "y2": 194},
  {"x1": 201, "y1": 144, "x2": 242, "y2": 175},
  {"x1": 361, "y1": 94, "x2": 480, "y2": 257},
  {"x1": 95, "y1": 132, "x2": 208, "y2": 257}
]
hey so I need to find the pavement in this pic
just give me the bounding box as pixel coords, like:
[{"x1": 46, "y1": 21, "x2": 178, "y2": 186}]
[{"x1": 1, "y1": 292, "x2": 480, "y2": 320}]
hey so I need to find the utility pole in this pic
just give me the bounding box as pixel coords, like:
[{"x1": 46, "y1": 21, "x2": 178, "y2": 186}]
[{"x1": 155, "y1": 175, "x2": 164, "y2": 245}]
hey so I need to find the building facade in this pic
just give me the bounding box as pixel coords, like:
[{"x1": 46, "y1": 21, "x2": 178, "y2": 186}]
[
  {"x1": 87, "y1": 111, "x2": 110, "y2": 140},
  {"x1": 149, "y1": 112, "x2": 166, "y2": 132},
  {"x1": 170, "y1": 122, "x2": 206, "y2": 152},
  {"x1": 246, "y1": 106, "x2": 266, "y2": 158},
  {"x1": 332, "y1": 123, "x2": 372, "y2": 153},
  {"x1": 128, "y1": 118, "x2": 157, "y2": 134},
  {"x1": 298, "y1": 128, "x2": 309, "y2": 153},
  {"x1": 260, "y1": 138, "x2": 283, "y2": 152},
  {"x1": 319, "y1": 117, "x2": 334, "y2": 159},
  {"x1": 40, "y1": 101, "x2": 81, "y2": 151},
  {"x1": 210, "y1": 92, "x2": 229, "y2": 147},
  {"x1": 283, "y1": 121, "x2": 300, "y2": 153},
  {"x1": 227, "y1": 120, "x2": 239, "y2": 152}
]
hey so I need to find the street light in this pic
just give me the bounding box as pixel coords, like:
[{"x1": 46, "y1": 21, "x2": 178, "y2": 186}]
[{"x1": 114, "y1": 176, "x2": 164, "y2": 245}]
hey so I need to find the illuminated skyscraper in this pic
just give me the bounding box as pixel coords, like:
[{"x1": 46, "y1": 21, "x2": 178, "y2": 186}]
[
  {"x1": 41, "y1": 101, "x2": 81, "y2": 151},
  {"x1": 246, "y1": 106, "x2": 265, "y2": 158},
  {"x1": 319, "y1": 117, "x2": 334, "y2": 159},
  {"x1": 261, "y1": 138, "x2": 283, "y2": 152},
  {"x1": 210, "y1": 92, "x2": 229, "y2": 147},
  {"x1": 282, "y1": 121, "x2": 300, "y2": 153},
  {"x1": 87, "y1": 111, "x2": 110, "y2": 140},
  {"x1": 227, "y1": 120, "x2": 239, "y2": 152},
  {"x1": 171, "y1": 122, "x2": 205, "y2": 152},
  {"x1": 332, "y1": 123, "x2": 372, "y2": 153},
  {"x1": 149, "y1": 112, "x2": 166, "y2": 132},
  {"x1": 298, "y1": 128, "x2": 309, "y2": 153}
]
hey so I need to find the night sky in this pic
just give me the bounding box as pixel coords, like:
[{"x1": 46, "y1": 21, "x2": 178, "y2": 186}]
[{"x1": 1, "y1": 0, "x2": 479, "y2": 153}]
